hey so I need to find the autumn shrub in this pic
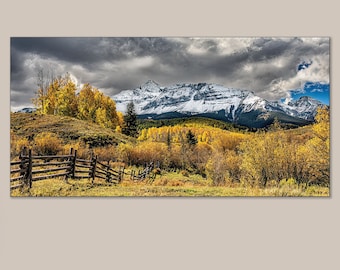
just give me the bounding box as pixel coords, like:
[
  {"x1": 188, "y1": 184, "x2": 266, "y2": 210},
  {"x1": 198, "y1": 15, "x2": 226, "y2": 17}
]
[
  {"x1": 168, "y1": 144, "x2": 185, "y2": 169},
  {"x1": 61, "y1": 140, "x2": 92, "y2": 159},
  {"x1": 205, "y1": 151, "x2": 228, "y2": 186},
  {"x1": 12, "y1": 136, "x2": 30, "y2": 158},
  {"x1": 211, "y1": 132, "x2": 245, "y2": 153},
  {"x1": 225, "y1": 150, "x2": 241, "y2": 183},
  {"x1": 181, "y1": 170, "x2": 189, "y2": 177},
  {"x1": 93, "y1": 145, "x2": 118, "y2": 162},
  {"x1": 33, "y1": 132, "x2": 63, "y2": 155},
  {"x1": 190, "y1": 142, "x2": 212, "y2": 176},
  {"x1": 239, "y1": 130, "x2": 300, "y2": 187},
  {"x1": 116, "y1": 143, "x2": 134, "y2": 164},
  {"x1": 128, "y1": 141, "x2": 169, "y2": 167}
]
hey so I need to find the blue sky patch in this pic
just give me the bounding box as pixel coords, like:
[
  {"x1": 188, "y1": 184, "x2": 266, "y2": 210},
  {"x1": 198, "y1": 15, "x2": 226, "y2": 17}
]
[
  {"x1": 290, "y1": 82, "x2": 330, "y2": 105},
  {"x1": 297, "y1": 61, "x2": 313, "y2": 71}
]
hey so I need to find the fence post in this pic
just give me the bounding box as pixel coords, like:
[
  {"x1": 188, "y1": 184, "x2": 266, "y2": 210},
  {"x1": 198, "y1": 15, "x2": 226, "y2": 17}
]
[
  {"x1": 106, "y1": 161, "x2": 111, "y2": 183},
  {"x1": 64, "y1": 148, "x2": 73, "y2": 183},
  {"x1": 25, "y1": 149, "x2": 33, "y2": 189},
  {"x1": 119, "y1": 166, "x2": 125, "y2": 182},
  {"x1": 71, "y1": 149, "x2": 77, "y2": 179},
  {"x1": 91, "y1": 155, "x2": 97, "y2": 184},
  {"x1": 19, "y1": 148, "x2": 27, "y2": 186},
  {"x1": 21, "y1": 146, "x2": 28, "y2": 158}
]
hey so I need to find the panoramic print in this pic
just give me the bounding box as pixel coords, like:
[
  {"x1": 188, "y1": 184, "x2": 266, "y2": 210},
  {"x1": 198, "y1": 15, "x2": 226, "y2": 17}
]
[{"x1": 10, "y1": 37, "x2": 330, "y2": 197}]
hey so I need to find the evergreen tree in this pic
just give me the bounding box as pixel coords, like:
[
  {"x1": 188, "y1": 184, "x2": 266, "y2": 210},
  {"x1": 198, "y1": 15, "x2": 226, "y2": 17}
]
[
  {"x1": 167, "y1": 129, "x2": 172, "y2": 150},
  {"x1": 122, "y1": 101, "x2": 138, "y2": 137},
  {"x1": 186, "y1": 129, "x2": 197, "y2": 146}
]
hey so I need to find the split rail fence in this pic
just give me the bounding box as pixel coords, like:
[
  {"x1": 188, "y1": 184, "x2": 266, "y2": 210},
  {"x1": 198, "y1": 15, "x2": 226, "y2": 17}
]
[
  {"x1": 130, "y1": 162, "x2": 157, "y2": 182},
  {"x1": 10, "y1": 147, "x2": 125, "y2": 190}
]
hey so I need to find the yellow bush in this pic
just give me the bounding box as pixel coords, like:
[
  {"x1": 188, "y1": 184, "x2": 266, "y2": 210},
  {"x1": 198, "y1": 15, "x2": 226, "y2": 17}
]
[
  {"x1": 205, "y1": 151, "x2": 228, "y2": 186},
  {"x1": 62, "y1": 141, "x2": 92, "y2": 159},
  {"x1": 93, "y1": 145, "x2": 118, "y2": 162},
  {"x1": 33, "y1": 132, "x2": 63, "y2": 155},
  {"x1": 12, "y1": 136, "x2": 30, "y2": 157},
  {"x1": 129, "y1": 141, "x2": 168, "y2": 167}
]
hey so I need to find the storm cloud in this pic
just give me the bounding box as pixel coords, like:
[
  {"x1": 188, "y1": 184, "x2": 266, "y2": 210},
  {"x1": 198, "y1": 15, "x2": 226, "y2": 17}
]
[{"x1": 10, "y1": 37, "x2": 330, "y2": 110}]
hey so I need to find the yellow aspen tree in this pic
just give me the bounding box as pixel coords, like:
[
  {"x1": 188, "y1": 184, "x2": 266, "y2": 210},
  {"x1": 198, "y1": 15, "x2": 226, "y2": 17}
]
[
  {"x1": 95, "y1": 107, "x2": 107, "y2": 128},
  {"x1": 77, "y1": 83, "x2": 96, "y2": 120},
  {"x1": 138, "y1": 129, "x2": 148, "y2": 141},
  {"x1": 116, "y1": 111, "x2": 125, "y2": 130},
  {"x1": 56, "y1": 78, "x2": 77, "y2": 117},
  {"x1": 304, "y1": 107, "x2": 330, "y2": 185}
]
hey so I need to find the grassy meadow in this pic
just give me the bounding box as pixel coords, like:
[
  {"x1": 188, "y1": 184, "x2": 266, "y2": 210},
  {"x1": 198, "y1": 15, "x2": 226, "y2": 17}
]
[{"x1": 10, "y1": 170, "x2": 329, "y2": 197}]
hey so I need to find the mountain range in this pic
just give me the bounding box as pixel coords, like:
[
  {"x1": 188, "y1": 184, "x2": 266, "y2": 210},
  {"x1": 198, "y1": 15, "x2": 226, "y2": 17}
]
[{"x1": 112, "y1": 80, "x2": 327, "y2": 128}]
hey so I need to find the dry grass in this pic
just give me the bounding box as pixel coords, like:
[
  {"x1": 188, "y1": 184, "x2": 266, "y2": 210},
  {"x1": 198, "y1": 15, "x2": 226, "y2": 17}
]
[
  {"x1": 10, "y1": 171, "x2": 330, "y2": 197},
  {"x1": 10, "y1": 112, "x2": 131, "y2": 146}
]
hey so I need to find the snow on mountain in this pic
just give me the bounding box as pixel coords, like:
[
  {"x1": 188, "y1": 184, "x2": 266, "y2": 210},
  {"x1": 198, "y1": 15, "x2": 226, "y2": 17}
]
[
  {"x1": 115, "y1": 81, "x2": 250, "y2": 115},
  {"x1": 112, "y1": 81, "x2": 326, "y2": 127},
  {"x1": 15, "y1": 107, "x2": 37, "y2": 113},
  {"x1": 282, "y1": 96, "x2": 324, "y2": 121}
]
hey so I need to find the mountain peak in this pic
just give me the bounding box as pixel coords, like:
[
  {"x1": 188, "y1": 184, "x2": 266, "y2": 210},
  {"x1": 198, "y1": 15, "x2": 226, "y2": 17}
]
[
  {"x1": 298, "y1": 96, "x2": 316, "y2": 101},
  {"x1": 139, "y1": 80, "x2": 161, "y2": 93},
  {"x1": 290, "y1": 96, "x2": 322, "y2": 106},
  {"x1": 142, "y1": 79, "x2": 159, "y2": 87},
  {"x1": 113, "y1": 81, "x2": 326, "y2": 128}
]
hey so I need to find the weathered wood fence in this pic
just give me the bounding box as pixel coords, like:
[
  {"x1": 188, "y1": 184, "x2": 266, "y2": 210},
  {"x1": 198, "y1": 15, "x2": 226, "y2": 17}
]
[
  {"x1": 130, "y1": 161, "x2": 156, "y2": 182},
  {"x1": 10, "y1": 147, "x2": 124, "y2": 190}
]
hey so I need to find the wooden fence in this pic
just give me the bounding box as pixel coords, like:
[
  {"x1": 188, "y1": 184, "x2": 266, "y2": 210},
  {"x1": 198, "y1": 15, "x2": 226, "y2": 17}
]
[
  {"x1": 10, "y1": 147, "x2": 124, "y2": 190},
  {"x1": 130, "y1": 161, "x2": 157, "y2": 182}
]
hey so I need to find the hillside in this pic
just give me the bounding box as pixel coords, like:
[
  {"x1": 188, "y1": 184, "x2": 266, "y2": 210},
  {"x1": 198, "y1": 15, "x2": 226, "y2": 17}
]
[{"x1": 10, "y1": 112, "x2": 132, "y2": 147}]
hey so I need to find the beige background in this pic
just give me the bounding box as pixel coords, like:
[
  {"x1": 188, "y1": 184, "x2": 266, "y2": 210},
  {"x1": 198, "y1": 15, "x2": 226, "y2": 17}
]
[{"x1": 1, "y1": 1, "x2": 338, "y2": 269}]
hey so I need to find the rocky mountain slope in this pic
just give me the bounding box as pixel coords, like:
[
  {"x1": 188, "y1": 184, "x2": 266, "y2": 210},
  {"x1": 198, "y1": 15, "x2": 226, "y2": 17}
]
[{"x1": 113, "y1": 80, "x2": 326, "y2": 128}]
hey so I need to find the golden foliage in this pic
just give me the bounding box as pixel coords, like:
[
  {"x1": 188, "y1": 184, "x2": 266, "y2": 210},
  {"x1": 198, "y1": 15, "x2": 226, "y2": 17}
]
[
  {"x1": 11, "y1": 130, "x2": 30, "y2": 158},
  {"x1": 33, "y1": 75, "x2": 120, "y2": 130},
  {"x1": 205, "y1": 151, "x2": 228, "y2": 186},
  {"x1": 238, "y1": 107, "x2": 330, "y2": 187},
  {"x1": 33, "y1": 132, "x2": 63, "y2": 155},
  {"x1": 129, "y1": 141, "x2": 169, "y2": 166}
]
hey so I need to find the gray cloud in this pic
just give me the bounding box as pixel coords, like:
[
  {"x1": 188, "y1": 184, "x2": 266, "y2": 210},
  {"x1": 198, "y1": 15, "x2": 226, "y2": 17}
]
[{"x1": 10, "y1": 37, "x2": 330, "y2": 110}]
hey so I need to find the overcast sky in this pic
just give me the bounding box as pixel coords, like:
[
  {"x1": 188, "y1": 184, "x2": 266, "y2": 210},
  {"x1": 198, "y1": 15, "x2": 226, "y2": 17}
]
[{"x1": 10, "y1": 37, "x2": 330, "y2": 110}]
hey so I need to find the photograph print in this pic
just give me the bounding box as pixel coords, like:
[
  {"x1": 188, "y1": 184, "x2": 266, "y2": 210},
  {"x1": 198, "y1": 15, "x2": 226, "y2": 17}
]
[{"x1": 10, "y1": 37, "x2": 330, "y2": 197}]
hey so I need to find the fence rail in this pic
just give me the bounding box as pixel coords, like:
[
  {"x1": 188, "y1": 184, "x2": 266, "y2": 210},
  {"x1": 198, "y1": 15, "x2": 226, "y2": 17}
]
[
  {"x1": 130, "y1": 162, "x2": 156, "y2": 182},
  {"x1": 10, "y1": 147, "x2": 124, "y2": 190}
]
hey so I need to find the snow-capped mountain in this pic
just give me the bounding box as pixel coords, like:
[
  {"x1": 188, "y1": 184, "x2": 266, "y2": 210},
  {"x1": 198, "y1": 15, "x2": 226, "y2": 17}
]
[
  {"x1": 15, "y1": 107, "x2": 37, "y2": 113},
  {"x1": 283, "y1": 96, "x2": 324, "y2": 121},
  {"x1": 112, "y1": 80, "x2": 326, "y2": 128}
]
